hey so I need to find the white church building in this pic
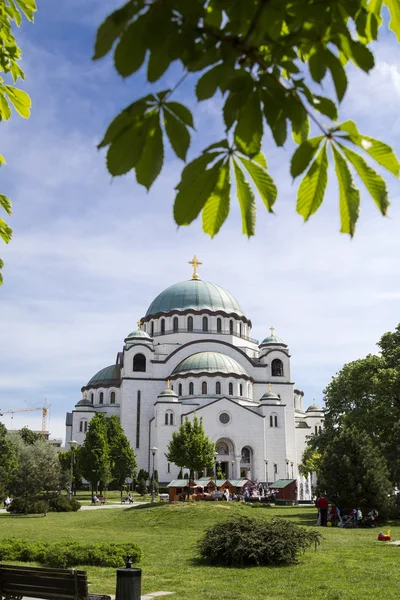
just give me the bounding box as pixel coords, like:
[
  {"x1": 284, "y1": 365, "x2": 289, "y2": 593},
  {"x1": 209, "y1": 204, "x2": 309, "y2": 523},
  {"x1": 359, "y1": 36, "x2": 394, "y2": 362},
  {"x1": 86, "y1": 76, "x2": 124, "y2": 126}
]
[{"x1": 65, "y1": 257, "x2": 324, "y2": 488}]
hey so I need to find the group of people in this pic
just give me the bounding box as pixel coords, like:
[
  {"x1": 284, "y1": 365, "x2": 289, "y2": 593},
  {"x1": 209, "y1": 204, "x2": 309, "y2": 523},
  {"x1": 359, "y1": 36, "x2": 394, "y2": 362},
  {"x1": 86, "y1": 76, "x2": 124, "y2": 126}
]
[{"x1": 315, "y1": 495, "x2": 344, "y2": 527}]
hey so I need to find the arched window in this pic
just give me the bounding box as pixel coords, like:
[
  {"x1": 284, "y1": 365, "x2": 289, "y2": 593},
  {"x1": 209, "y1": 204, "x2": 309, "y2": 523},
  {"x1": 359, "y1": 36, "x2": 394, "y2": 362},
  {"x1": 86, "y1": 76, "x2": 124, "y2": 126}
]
[
  {"x1": 270, "y1": 414, "x2": 278, "y2": 427},
  {"x1": 202, "y1": 381, "x2": 207, "y2": 395},
  {"x1": 239, "y1": 323, "x2": 242, "y2": 337},
  {"x1": 229, "y1": 382, "x2": 233, "y2": 396},
  {"x1": 110, "y1": 391, "x2": 116, "y2": 404},
  {"x1": 173, "y1": 317, "x2": 179, "y2": 332},
  {"x1": 274, "y1": 415, "x2": 278, "y2": 427},
  {"x1": 79, "y1": 420, "x2": 87, "y2": 433},
  {"x1": 187, "y1": 316, "x2": 193, "y2": 332},
  {"x1": 133, "y1": 353, "x2": 146, "y2": 372},
  {"x1": 216, "y1": 381, "x2": 221, "y2": 395},
  {"x1": 165, "y1": 413, "x2": 169, "y2": 425},
  {"x1": 99, "y1": 392, "x2": 104, "y2": 405},
  {"x1": 239, "y1": 384, "x2": 243, "y2": 396},
  {"x1": 161, "y1": 319, "x2": 165, "y2": 334},
  {"x1": 90, "y1": 393, "x2": 94, "y2": 404},
  {"x1": 151, "y1": 321, "x2": 154, "y2": 336},
  {"x1": 170, "y1": 412, "x2": 174, "y2": 425},
  {"x1": 189, "y1": 382, "x2": 194, "y2": 395},
  {"x1": 217, "y1": 318, "x2": 222, "y2": 333},
  {"x1": 202, "y1": 316, "x2": 208, "y2": 332},
  {"x1": 178, "y1": 383, "x2": 182, "y2": 396},
  {"x1": 319, "y1": 425, "x2": 322, "y2": 433},
  {"x1": 271, "y1": 358, "x2": 284, "y2": 377},
  {"x1": 315, "y1": 425, "x2": 318, "y2": 435},
  {"x1": 241, "y1": 447, "x2": 251, "y2": 463},
  {"x1": 229, "y1": 320, "x2": 233, "y2": 334}
]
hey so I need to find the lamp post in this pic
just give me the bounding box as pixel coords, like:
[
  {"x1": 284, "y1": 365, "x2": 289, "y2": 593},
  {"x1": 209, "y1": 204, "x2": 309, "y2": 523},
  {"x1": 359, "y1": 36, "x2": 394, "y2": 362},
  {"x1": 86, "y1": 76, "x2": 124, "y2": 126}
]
[
  {"x1": 264, "y1": 460, "x2": 268, "y2": 486},
  {"x1": 150, "y1": 447, "x2": 157, "y2": 503},
  {"x1": 290, "y1": 462, "x2": 294, "y2": 479},
  {"x1": 273, "y1": 463, "x2": 277, "y2": 482},
  {"x1": 286, "y1": 458, "x2": 290, "y2": 479},
  {"x1": 231, "y1": 460, "x2": 235, "y2": 480},
  {"x1": 68, "y1": 440, "x2": 78, "y2": 501}
]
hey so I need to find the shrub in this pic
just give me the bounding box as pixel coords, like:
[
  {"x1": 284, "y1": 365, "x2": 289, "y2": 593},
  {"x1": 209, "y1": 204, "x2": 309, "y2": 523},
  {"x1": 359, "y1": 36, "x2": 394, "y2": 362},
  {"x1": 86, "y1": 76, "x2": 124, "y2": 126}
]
[
  {"x1": 48, "y1": 496, "x2": 81, "y2": 512},
  {"x1": 6, "y1": 498, "x2": 46, "y2": 514},
  {"x1": 137, "y1": 478, "x2": 147, "y2": 496},
  {"x1": 198, "y1": 517, "x2": 321, "y2": 567},
  {"x1": 0, "y1": 538, "x2": 141, "y2": 568}
]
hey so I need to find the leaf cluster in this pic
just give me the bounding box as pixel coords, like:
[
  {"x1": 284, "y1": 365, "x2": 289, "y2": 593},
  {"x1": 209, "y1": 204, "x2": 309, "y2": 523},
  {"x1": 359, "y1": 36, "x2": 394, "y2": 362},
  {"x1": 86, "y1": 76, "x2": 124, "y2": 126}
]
[
  {"x1": 0, "y1": 0, "x2": 36, "y2": 284},
  {"x1": 165, "y1": 415, "x2": 215, "y2": 476},
  {"x1": 94, "y1": 0, "x2": 400, "y2": 238},
  {"x1": 198, "y1": 516, "x2": 321, "y2": 567}
]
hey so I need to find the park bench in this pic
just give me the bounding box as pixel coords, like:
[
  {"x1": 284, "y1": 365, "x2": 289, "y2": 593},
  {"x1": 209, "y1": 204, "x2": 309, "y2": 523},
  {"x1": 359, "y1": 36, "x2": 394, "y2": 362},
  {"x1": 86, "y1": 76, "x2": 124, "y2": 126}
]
[
  {"x1": 91, "y1": 496, "x2": 106, "y2": 505},
  {"x1": 0, "y1": 563, "x2": 111, "y2": 600},
  {"x1": 121, "y1": 497, "x2": 134, "y2": 504},
  {"x1": 159, "y1": 494, "x2": 169, "y2": 502}
]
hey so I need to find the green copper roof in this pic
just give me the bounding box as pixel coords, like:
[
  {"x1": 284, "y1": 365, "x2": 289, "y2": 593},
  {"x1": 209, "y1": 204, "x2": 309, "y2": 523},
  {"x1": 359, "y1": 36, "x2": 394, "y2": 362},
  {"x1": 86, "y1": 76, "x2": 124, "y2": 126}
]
[
  {"x1": 269, "y1": 479, "x2": 296, "y2": 489},
  {"x1": 260, "y1": 335, "x2": 286, "y2": 346},
  {"x1": 158, "y1": 388, "x2": 178, "y2": 399},
  {"x1": 306, "y1": 403, "x2": 323, "y2": 412},
  {"x1": 260, "y1": 391, "x2": 280, "y2": 401},
  {"x1": 126, "y1": 329, "x2": 151, "y2": 340},
  {"x1": 172, "y1": 351, "x2": 247, "y2": 377},
  {"x1": 76, "y1": 398, "x2": 93, "y2": 407},
  {"x1": 87, "y1": 364, "x2": 121, "y2": 387},
  {"x1": 145, "y1": 279, "x2": 245, "y2": 318}
]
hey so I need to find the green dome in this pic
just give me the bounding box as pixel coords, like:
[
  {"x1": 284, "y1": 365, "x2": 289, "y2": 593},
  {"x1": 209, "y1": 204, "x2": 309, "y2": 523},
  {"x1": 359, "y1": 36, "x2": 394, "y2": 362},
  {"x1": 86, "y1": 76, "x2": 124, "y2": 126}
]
[
  {"x1": 145, "y1": 279, "x2": 245, "y2": 318},
  {"x1": 172, "y1": 351, "x2": 247, "y2": 377},
  {"x1": 260, "y1": 335, "x2": 286, "y2": 346},
  {"x1": 87, "y1": 364, "x2": 121, "y2": 387},
  {"x1": 306, "y1": 402, "x2": 323, "y2": 413},
  {"x1": 158, "y1": 388, "x2": 178, "y2": 400},
  {"x1": 76, "y1": 398, "x2": 93, "y2": 407},
  {"x1": 260, "y1": 391, "x2": 280, "y2": 401},
  {"x1": 126, "y1": 329, "x2": 151, "y2": 340}
]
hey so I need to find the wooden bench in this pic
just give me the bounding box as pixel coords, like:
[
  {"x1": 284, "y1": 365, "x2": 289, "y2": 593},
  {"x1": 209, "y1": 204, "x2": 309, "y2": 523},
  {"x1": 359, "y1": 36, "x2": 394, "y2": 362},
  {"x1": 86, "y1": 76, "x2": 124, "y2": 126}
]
[
  {"x1": 91, "y1": 496, "x2": 106, "y2": 505},
  {"x1": 0, "y1": 563, "x2": 111, "y2": 600}
]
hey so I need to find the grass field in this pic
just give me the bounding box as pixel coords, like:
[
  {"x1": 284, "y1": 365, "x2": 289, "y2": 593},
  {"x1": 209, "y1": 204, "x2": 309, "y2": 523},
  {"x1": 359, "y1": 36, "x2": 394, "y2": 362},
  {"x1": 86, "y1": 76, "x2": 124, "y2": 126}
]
[{"x1": 1, "y1": 502, "x2": 399, "y2": 600}]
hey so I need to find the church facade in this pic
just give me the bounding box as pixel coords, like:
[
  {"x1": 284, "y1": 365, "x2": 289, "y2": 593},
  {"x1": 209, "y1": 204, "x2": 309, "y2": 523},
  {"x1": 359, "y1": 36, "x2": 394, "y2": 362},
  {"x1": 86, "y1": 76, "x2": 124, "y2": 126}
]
[{"x1": 65, "y1": 257, "x2": 324, "y2": 487}]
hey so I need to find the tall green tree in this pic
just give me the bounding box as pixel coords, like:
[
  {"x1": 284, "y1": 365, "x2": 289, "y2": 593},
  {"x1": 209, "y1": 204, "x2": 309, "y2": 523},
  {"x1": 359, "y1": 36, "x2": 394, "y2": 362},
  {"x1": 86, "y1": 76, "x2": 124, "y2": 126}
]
[
  {"x1": 318, "y1": 427, "x2": 394, "y2": 516},
  {"x1": 80, "y1": 413, "x2": 111, "y2": 492},
  {"x1": 166, "y1": 415, "x2": 215, "y2": 480},
  {"x1": 0, "y1": 423, "x2": 17, "y2": 496},
  {"x1": 107, "y1": 415, "x2": 137, "y2": 499},
  {"x1": 0, "y1": 0, "x2": 36, "y2": 284},
  {"x1": 298, "y1": 445, "x2": 322, "y2": 480},
  {"x1": 19, "y1": 427, "x2": 43, "y2": 445},
  {"x1": 94, "y1": 0, "x2": 400, "y2": 238},
  {"x1": 321, "y1": 323, "x2": 400, "y2": 484},
  {"x1": 10, "y1": 438, "x2": 62, "y2": 515},
  {"x1": 58, "y1": 447, "x2": 83, "y2": 495}
]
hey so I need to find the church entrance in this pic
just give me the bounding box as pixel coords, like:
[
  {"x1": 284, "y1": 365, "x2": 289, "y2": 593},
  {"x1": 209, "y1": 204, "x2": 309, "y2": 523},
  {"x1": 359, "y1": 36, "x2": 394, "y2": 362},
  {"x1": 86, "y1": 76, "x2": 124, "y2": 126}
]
[{"x1": 215, "y1": 438, "x2": 235, "y2": 480}]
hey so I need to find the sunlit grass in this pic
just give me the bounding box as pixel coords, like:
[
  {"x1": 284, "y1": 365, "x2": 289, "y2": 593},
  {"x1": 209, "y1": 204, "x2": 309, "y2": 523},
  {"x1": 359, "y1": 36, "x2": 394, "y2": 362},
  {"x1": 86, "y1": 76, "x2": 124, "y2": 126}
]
[{"x1": 1, "y1": 503, "x2": 399, "y2": 599}]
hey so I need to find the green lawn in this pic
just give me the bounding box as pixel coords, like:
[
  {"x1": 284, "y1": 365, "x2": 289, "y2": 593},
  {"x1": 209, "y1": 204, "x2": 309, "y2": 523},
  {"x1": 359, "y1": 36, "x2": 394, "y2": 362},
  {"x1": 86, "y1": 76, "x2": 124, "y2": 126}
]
[{"x1": 0, "y1": 503, "x2": 399, "y2": 599}]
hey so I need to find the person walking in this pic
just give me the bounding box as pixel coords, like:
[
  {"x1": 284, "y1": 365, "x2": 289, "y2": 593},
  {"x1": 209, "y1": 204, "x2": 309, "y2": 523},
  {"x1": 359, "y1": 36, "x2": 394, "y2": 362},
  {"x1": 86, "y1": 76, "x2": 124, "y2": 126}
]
[{"x1": 317, "y1": 494, "x2": 329, "y2": 526}]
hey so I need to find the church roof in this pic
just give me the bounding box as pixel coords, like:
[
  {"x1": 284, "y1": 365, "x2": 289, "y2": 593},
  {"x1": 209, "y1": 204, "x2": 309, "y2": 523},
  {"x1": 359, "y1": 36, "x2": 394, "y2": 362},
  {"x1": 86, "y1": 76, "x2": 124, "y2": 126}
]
[
  {"x1": 144, "y1": 279, "x2": 245, "y2": 318},
  {"x1": 172, "y1": 351, "x2": 247, "y2": 377},
  {"x1": 306, "y1": 402, "x2": 323, "y2": 413},
  {"x1": 125, "y1": 329, "x2": 151, "y2": 340},
  {"x1": 259, "y1": 335, "x2": 286, "y2": 347},
  {"x1": 87, "y1": 364, "x2": 121, "y2": 387}
]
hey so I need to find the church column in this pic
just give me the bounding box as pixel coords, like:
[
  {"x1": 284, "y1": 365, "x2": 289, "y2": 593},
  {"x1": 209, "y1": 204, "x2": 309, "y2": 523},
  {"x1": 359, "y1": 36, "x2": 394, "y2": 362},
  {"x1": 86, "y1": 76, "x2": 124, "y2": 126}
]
[{"x1": 234, "y1": 455, "x2": 241, "y2": 479}]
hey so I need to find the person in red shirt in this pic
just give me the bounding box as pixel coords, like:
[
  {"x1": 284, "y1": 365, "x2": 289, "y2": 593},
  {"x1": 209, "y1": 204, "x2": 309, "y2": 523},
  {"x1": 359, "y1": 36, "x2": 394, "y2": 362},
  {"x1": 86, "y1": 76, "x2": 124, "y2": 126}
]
[{"x1": 317, "y1": 495, "x2": 329, "y2": 526}]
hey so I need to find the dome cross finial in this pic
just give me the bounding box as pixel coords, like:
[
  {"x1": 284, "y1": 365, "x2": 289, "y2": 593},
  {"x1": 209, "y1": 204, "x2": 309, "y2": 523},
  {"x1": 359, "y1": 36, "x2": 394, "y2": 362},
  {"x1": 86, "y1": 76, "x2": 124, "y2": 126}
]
[
  {"x1": 137, "y1": 319, "x2": 142, "y2": 330},
  {"x1": 268, "y1": 383, "x2": 272, "y2": 392},
  {"x1": 188, "y1": 255, "x2": 203, "y2": 280},
  {"x1": 166, "y1": 379, "x2": 171, "y2": 389},
  {"x1": 270, "y1": 326, "x2": 275, "y2": 336}
]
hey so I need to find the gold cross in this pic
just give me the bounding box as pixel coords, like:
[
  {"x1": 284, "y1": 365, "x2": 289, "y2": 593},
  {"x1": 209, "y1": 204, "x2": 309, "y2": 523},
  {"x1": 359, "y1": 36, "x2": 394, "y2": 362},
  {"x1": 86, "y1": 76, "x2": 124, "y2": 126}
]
[
  {"x1": 268, "y1": 383, "x2": 272, "y2": 393},
  {"x1": 188, "y1": 255, "x2": 203, "y2": 280},
  {"x1": 83, "y1": 391, "x2": 87, "y2": 400},
  {"x1": 270, "y1": 326, "x2": 275, "y2": 336},
  {"x1": 167, "y1": 379, "x2": 171, "y2": 389},
  {"x1": 137, "y1": 320, "x2": 142, "y2": 330}
]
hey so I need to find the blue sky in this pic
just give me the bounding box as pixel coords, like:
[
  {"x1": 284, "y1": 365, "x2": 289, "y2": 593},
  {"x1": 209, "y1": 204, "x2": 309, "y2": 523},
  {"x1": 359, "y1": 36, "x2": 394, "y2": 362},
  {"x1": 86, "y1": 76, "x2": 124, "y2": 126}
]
[{"x1": 1, "y1": 2, "x2": 400, "y2": 440}]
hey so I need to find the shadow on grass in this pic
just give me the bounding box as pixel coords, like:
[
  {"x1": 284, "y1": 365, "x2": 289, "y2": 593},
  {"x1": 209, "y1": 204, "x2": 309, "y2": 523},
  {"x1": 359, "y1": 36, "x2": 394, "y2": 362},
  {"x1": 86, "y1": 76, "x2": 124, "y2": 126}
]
[{"x1": 129, "y1": 502, "x2": 167, "y2": 511}]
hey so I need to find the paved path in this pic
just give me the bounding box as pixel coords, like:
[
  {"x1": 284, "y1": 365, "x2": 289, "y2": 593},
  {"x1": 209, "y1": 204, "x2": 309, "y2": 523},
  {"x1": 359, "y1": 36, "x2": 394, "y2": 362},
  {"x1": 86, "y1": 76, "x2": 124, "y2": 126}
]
[{"x1": 0, "y1": 502, "x2": 151, "y2": 514}]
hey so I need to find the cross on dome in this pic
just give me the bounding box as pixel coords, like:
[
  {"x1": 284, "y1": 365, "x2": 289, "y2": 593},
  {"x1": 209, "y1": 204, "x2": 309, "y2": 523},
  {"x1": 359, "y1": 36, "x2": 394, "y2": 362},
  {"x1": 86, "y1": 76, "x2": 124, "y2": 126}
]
[
  {"x1": 268, "y1": 383, "x2": 273, "y2": 392},
  {"x1": 188, "y1": 255, "x2": 203, "y2": 280},
  {"x1": 166, "y1": 379, "x2": 171, "y2": 389},
  {"x1": 270, "y1": 326, "x2": 275, "y2": 336},
  {"x1": 137, "y1": 320, "x2": 142, "y2": 330}
]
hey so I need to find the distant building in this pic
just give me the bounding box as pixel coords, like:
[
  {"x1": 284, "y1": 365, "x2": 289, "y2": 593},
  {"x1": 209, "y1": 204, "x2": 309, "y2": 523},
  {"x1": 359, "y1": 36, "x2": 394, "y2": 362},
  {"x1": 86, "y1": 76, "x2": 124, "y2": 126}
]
[{"x1": 65, "y1": 258, "x2": 324, "y2": 489}]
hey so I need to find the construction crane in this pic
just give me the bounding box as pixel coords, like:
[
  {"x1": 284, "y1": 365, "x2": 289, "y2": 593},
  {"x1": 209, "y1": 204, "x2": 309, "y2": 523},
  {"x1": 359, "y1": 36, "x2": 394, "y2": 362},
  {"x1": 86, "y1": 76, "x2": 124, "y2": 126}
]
[{"x1": 0, "y1": 402, "x2": 49, "y2": 436}]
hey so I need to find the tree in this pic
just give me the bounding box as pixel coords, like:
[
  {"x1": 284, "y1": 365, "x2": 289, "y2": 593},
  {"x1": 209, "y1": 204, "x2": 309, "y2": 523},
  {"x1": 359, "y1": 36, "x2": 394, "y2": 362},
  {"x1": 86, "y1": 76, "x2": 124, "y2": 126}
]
[
  {"x1": 107, "y1": 415, "x2": 137, "y2": 499},
  {"x1": 9, "y1": 438, "x2": 62, "y2": 515},
  {"x1": 318, "y1": 427, "x2": 394, "y2": 516},
  {"x1": 136, "y1": 477, "x2": 147, "y2": 496},
  {"x1": 0, "y1": 423, "x2": 17, "y2": 496},
  {"x1": 80, "y1": 413, "x2": 111, "y2": 492},
  {"x1": 58, "y1": 447, "x2": 83, "y2": 495},
  {"x1": 93, "y1": 0, "x2": 400, "y2": 239},
  {"x1": 298, "y1": 445, "x2": 322, "y2": 480},
  {"x1": 0, "y1": 0, "x2": 36, "y2": 284},
  {"x1": 19, "y1": 427, "x2": 44, "y2": 445},
  {"x1": 166, "y1": 415, "x2": 215, "y2": 480},
  {"x1": 321, "y1": 323, "x2": 400, "y2": 484}
]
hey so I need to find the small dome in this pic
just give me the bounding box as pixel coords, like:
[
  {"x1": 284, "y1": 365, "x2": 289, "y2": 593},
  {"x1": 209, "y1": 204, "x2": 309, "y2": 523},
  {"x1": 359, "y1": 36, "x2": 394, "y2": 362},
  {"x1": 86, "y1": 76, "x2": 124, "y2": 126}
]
[
  {"x1": 87, "y1": 364, "x2": 121, "y2": 387},
  {"x1": 158, "y1": 387, "x2": 178, "y2": 401},
  {"x1": 260, "y1": 335, "x2": 286, "y2": 347},
  {"x1": 145, "y1": 279, "x2": 245, "y2": 319},
  {"x1": 76, "y1": 398, "x2": 93, "y2": 407},
  {"x1": 172, "y1": 351, "x2": 247, "y2": 377},
  {"x1": 306, "y1": 402, "x2": 323, "y2": 413},
  {"x1": 125, "y1": 329, "x2": 151, "y2": 340},
  {"x1": 260, "y1": 391, "x2": 280, "y2": 401}
]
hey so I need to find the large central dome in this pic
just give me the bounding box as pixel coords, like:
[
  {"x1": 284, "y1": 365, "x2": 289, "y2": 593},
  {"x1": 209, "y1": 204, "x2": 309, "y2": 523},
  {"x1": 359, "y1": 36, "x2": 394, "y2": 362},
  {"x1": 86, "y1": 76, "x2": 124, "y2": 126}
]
[{"x1": 144, "y1": 279, "x2": 244, "y2": 318}]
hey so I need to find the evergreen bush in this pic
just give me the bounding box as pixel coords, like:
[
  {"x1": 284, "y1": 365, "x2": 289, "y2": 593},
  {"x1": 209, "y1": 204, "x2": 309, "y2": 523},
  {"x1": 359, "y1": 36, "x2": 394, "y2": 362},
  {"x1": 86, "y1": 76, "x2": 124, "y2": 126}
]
[
  {"x1": 0, "y1": 538, "x2": 141, "y2": 568},
  {"x1": 198, "y1": 517, "x2": 321, "y2": 567},
  {"x1": 137, "y1": 478, "x2": 147, "y2": 496},
  {"x1": 7, "y1": 496, "x2": 81, "y2": 514},
  {"x1": 48, "y1": 496, "x2": 81, "y2": 512}
]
